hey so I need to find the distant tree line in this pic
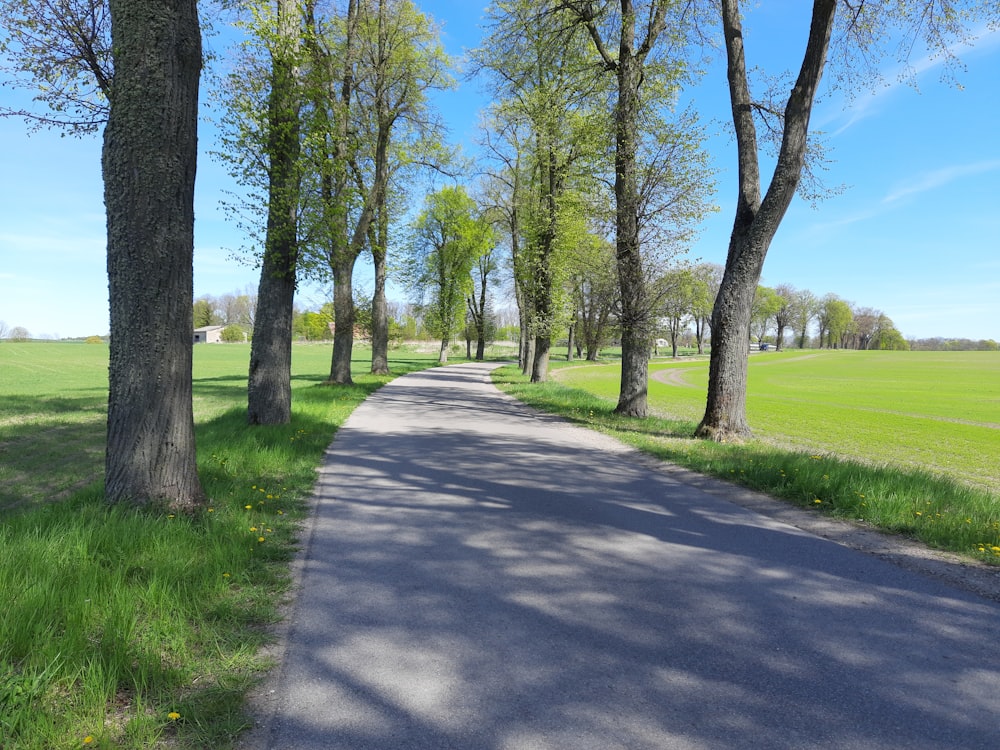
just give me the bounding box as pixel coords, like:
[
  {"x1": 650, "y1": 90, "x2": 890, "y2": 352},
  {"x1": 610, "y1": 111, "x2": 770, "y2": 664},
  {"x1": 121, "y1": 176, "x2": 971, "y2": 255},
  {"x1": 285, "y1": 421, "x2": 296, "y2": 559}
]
[{"x1": 908, "y1": 337, "x2": 999, "y2": 352}]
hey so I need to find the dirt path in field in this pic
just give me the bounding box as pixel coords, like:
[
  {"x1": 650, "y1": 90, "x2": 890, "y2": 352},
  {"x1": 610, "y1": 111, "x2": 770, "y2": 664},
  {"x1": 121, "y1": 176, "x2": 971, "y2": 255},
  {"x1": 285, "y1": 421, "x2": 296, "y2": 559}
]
[{"x1": 650, "y1": 366, "x2": 700, "y2": 388}]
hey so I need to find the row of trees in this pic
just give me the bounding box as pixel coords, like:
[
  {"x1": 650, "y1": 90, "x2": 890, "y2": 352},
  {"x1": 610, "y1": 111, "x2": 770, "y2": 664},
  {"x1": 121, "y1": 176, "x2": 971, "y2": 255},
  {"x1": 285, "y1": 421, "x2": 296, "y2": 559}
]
[{"x1": 2, "y1": 0, "x2": 997, "y2": 509}]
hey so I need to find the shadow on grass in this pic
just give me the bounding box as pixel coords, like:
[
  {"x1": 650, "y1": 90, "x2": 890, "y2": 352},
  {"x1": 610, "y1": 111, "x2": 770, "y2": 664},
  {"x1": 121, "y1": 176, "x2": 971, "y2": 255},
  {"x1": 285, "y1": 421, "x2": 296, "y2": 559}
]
[{"x1": 0, "y1": 393, "x2": 107, "y2": 512}]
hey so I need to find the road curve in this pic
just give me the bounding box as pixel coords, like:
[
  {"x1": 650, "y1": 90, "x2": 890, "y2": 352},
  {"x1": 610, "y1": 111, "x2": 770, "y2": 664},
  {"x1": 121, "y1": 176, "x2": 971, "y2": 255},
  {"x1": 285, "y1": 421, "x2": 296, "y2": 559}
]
[{"x1": 249, "y1": 362, "x2": 1000, "y2": 750}]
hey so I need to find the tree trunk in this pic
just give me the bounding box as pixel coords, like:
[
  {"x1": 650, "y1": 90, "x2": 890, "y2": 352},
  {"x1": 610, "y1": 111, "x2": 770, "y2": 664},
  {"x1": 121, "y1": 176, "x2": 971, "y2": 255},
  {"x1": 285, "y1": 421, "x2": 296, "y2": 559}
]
[
  {"x1": 103, "y1": 0, "x2": 205, "y2": 508},
  {"x1": 696, "y1": 0, "x2": 836, "y2": 440},
  {"x1": 438, "y1": 337, "x2": 449, "y2": 363},
  {"x1": 248, "y1": 0, "x2": 301, "y2": 426},
  {"x1": 567, "y1": 321, "x2": 575, "y2": 362},
  {"x1": 475, "y1": 274, "x2": 488, "y2": 361},
  {"x1": 523, "y1": 336, "x2": 535, "y2": 377},
  {"x1": 248, "y1": 251, "x2": 296, "y2": 425},
  {"x1": 370, "y1": 208, "x2": 390, "y2": 375},
  {"x1": 613, "y1": 8, "x2": 649, "y2": 418},
  {"x1": 532, "y1": 334, "x2": 551, "y2": 382},
  {"x1": 329, "y1": 255, "x2": 355, "y2": 383}
]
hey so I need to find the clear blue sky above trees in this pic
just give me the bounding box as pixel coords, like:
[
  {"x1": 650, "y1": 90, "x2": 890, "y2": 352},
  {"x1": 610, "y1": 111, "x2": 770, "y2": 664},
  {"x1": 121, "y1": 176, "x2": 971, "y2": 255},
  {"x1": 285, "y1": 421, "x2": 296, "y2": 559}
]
[{"x1": 1, "y1": 1, "x2": 997, "y2": 340}]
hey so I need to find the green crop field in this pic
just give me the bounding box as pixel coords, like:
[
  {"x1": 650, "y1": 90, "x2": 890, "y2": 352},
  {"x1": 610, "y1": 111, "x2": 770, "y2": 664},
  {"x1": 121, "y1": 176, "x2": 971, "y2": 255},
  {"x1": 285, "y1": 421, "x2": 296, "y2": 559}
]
[{"x1": 554, "y1": 350, "x2": 1000, "y2": 492}]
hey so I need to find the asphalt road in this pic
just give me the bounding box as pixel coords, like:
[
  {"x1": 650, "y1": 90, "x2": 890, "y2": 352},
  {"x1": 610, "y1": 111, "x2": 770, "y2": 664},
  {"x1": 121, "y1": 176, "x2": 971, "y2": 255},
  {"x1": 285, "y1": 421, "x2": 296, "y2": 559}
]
[{"x1": 252, "y1": 362, "x2": 1000, "y2": 749}]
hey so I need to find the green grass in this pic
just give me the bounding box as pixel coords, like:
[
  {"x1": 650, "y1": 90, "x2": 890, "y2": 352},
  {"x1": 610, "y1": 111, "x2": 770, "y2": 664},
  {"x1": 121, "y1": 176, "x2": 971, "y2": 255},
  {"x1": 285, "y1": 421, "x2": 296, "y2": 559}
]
[
  {"x1": 555, "y1": 350, "x2": 1000, "y2": 489},
  {"x1": 494, "y1": 350, "x2": 1000, "y2": 565},
  {"x1": 0, "y1": 341, "x2": 438, "y2": 749}
]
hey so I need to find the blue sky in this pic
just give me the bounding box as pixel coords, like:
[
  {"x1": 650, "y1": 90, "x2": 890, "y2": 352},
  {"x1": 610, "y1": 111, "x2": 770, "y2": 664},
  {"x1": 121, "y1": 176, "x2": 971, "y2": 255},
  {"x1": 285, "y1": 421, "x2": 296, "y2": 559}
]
[{"x1": 1, "y1": 2, "x2": 998, "y2": 341}]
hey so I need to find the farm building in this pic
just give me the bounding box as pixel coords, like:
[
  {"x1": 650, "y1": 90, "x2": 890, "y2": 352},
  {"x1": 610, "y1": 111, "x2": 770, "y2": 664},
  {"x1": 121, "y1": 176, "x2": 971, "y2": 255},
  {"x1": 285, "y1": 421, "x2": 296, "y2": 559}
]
[{"x1": 193, "y1": 325, "x2": 225, "y2": 344}]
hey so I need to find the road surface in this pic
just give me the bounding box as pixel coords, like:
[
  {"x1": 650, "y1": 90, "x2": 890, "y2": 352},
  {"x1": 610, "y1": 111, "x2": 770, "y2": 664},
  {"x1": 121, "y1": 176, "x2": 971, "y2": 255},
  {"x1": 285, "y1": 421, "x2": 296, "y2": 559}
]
[{"x1": 249, "y1": 362, "x2": 1000, "y2": 749}]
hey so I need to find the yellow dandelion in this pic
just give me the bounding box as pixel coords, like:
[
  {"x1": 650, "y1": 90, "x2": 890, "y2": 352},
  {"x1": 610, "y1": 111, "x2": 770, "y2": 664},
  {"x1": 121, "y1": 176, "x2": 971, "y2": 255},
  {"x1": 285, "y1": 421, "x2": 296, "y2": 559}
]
[
  {"x1": 245, "y1": 505, "x2": 252, "y2": 510},
  {"x1": 207, "y1": 508, "x2": 215, "y2": 513},
  {"x1": 266, "y1": 494, "x2": 274, "y2": 499},
  {"x1": 814, "y1": 499, "x2": 822, "y2": 504},
  {"x1": 83, "y1": 737, "x2": 95, "y2": 746},
  {"x1": 223, "y1": 572, "x2": 231, "y2": 578},
  {"x1": 915, "y1": 511, "x2": 923, "y2": 516},
  {"x1": 258, "y1": 536, "x2": 266, "y2": 543},
  {"x1": 250, "y1": 526, "x2": 258, "y2": 532},
  {"x1": 168, "y1": 712, "x2": 181, "y2": 721}
]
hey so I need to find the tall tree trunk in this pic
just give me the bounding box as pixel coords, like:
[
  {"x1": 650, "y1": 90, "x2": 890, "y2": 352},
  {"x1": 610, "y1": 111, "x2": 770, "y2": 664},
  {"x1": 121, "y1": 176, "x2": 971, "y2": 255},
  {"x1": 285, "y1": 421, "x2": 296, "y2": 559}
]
[
  {"x1": 567, "y1": 321, "x2": 575, "y2": 362},
  {"x1": 613, "y1": 2, "x2": 650, "y2": 417},
  {"x1": 696, "y1": 0, "x2": 836, "y2": 440},
  {"x1": 103, "y1": 0, "x2": 205, "y2": 508},
  {"x1": 439, "y1": 336, "x2": 449, "y2": 363},
  {"x1": 475, "y1": 269, "x2": 488, "y2": 361},
  {"x1": 248, "y1": 0, "x2": 301, "y2": 425},
  {"x1": 370, "y1": 206, "x2": 390, "y2": 375},
  {"x1": 329, "y1": 255, "x2": 356, "y2": 384}
]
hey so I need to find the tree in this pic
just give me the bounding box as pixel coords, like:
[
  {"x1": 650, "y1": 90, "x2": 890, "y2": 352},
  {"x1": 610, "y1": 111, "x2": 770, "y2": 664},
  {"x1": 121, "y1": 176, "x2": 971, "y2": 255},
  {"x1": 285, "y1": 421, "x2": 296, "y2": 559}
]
[
  {"x1": 556, "y1": 0, "x2": 711, "y2": 416},
  {"x1": 404, "y1": 186, "x2": 489, "y2": 363},
  {"x1": 696, "y1": 0, "x2": 837, "y2": 440},
  {"x1": 467, "y1": 223, "x2": 499, "y2": 361},
  {"x1": 9, "y1": 326, "x2": 30, "y2": 341},
  {"x1": 301, "y1": 0, "x2": 451, "y2": 385},
  {"x1": 750, "y1": 285, "x2": 783, "y2": 344},
  {"x1": 0, "y1": 0, "x2": 112, "y2": 133},
  {"x1": 102, "y1": 0, "x2": 205, "y2": 507},
  {"x1": 476, "y1": 1, "x2": 608, "y2": 383},
  {"x1": 193, "y1": 297, "x2": 220, "y2": 328},
  {"x1": 246, "y1": 0, "x2": 304, "y2": 425},
  {"x1": 697, "y1": 0, "x2": 996, "y2": 440},
  {"x1": 690, "y1": 263, "x2": 721, "y2": 355},
  {"x1": 821, "y1": 295, "x2": 853, "y2": 348},
  {"x1": 772, "y1": 283, "x2": 796, "y2": 350},
  {"x1": 221, "y1": 324, "x2": 248, "y2": 342},
  {"x1": 567, "y1": 233, "x2": 619, "y2": 361},
  {"x1": 0, "y1": 320, "x2": 10, "y2": 339},
  {"x1": 792, "y1": 288, "x2": 818, "y2": 348},
  {"x1": 2, "y1": 0, "x2": 204, "y2": 507},
  {"x1": 658, "y1": 267, "x2": 696, "y2": 358}
]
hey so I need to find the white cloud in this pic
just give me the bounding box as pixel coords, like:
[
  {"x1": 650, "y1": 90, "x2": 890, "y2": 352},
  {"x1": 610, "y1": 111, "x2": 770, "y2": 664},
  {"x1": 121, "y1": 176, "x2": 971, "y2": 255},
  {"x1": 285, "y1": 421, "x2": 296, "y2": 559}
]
[
  {"x1": 882, "y1": 159, "x2": 1000, "y2": 204},
  {"x1": 820, "y1": 25, "x2": 1000, "y2": 137}
]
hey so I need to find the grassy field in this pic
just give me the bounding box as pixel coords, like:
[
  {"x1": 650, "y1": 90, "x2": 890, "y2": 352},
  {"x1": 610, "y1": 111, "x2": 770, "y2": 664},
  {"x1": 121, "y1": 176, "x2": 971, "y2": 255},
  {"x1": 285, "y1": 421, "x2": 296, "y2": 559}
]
[
  {"x1": 555, "y1": 350, "x2": 1000, "y2": 490},
  {"x1": 0, "y1": 341, "x2": 438, "y2": 749}
]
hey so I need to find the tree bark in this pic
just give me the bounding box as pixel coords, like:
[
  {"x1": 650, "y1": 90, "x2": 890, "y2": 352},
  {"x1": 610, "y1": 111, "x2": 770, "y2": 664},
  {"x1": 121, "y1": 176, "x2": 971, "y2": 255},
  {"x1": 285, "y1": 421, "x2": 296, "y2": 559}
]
[
  {"x1": 329, "y1": 254, "x2": 356, "y2": 383},
  {"x1": 531, "y1": 334, "x2": 551, "y2": 382},
  {"x1": 613, "y1": 9, "x2": 649, "y2": 417},
  {"x1": 696, "y1": 0, "x2": 836, "y2": 440},
  {"x1": 248, "y1": 0, "x2": 301, "y2": 425},
  {"x1": 370, "y1": 206, "x2": 390, "y2": 375},
  {"x1": 103, "y1": 0, "x2": 205, "y2": 508}
]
